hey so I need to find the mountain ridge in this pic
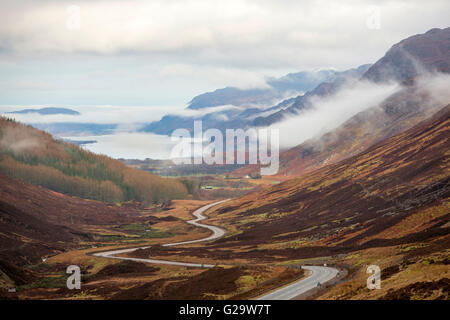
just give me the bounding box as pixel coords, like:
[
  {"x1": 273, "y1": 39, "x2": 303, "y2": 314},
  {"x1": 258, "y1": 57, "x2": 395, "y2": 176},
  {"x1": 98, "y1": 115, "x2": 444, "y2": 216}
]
[
  {"x1": 142, "y1": 65, "x2": 370, "y2": 135},
  {"x1": 232, "y1": 27, "x2": 450, "y2": 178},
  {"x1": 363, "y1": 27, "x2": 450, "y2": 82}
]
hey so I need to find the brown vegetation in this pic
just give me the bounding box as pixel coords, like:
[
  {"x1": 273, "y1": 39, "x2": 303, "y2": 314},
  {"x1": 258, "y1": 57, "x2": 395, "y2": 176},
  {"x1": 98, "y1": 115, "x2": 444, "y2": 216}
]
[
  {"x1": 207, "y1": 105, "x2": 450, "y2": 255},
  {"x1": 0, "y1": 117, "x2": 188, "y2": 204}
]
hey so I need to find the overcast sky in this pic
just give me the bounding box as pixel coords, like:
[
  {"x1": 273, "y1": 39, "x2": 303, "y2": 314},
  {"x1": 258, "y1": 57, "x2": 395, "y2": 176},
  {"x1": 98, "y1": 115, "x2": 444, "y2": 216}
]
[{"x1": 0, "y1": 0, "x2": 449, "y2": 107}]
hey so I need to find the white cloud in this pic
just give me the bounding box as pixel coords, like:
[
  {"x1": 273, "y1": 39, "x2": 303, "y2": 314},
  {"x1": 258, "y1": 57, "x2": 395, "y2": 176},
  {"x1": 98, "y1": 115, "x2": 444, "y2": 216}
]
[
  {"x1": 158, "y1": 64, "x2": 270, "y2": 89},
  {"x1": 64, "y1": 132, "x2": 177, "y2": 159},
  {"x1": 0, "y1": 105, "x2": 184, "y2": 124},
  {"x1": 0, "y1": 103, "x2": 240, "y2": 125},
  {"x1": 270, "y1": 72, "x2": 450, "y2": 149},
  {"x1": 1, "y1": 0, "x2": 449, "y2": 69},
  {"x1": 270, "y1": 79, "x2": 401, "y2": 148},
  {"x1": 0, "y1": 0, "x2": 449, "y2": 105}
]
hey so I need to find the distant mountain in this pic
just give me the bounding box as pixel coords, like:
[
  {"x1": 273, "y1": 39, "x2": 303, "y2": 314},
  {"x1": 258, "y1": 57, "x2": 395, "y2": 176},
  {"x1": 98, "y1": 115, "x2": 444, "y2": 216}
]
[
  {"x1": 363, "y1": 27, "x2": 450, "y2": 82},
  {"x1": 251, "y1": 64, "x2": 371, "y2": 127},
  {"x1": 187, "y1": 69, "x2": 338, "y2": 110},
  {"x1": 8, "y1": 107, "x2": 80, "y2": 116},
  {"x1": 141, "y1": 108, "x2": 250, "y2": 135},
  {"x1": 142, "y1": 65, "x2": 371, "y2": 135},
  {"x1": 233, "y1": 27, "x2": 450, "y2": 177},
  {"x1": 147, "y1": 28, "x2": 450, "y2": 139}
]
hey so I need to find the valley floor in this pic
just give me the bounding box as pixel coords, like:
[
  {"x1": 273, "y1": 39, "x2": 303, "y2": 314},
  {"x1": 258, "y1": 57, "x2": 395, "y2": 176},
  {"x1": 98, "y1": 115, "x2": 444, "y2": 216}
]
[
  {"x1": 2, "y1": 200, "x2": 307, "y2": 300},
  {"x1": 3, "y1": 196, "x2": 448, "y2": 300},
  {"x1": 1, "y1": 105, "x2": 449, "y2": 300}
]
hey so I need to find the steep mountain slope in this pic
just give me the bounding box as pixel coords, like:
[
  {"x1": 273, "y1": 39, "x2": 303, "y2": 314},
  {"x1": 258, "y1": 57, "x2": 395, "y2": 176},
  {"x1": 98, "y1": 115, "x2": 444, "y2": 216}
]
[
  {"x1": 209, "y1": 104, "x2": 449, "y2": 252},
  {"x1": 252, "y1": 64, "x2": 371, "y2": 127},
  {"x1": 276, "y1": 76, "x2": 448, "y2": 176},
  {"x1": 232, "y1": 27, "x2": 450, "y2": 178},
  {"x1": 0, "y1": 117, "x2": 188, "y2": 204},
  {"x1": 363, "y1": 27, "x2": 450, "y2": 82}
]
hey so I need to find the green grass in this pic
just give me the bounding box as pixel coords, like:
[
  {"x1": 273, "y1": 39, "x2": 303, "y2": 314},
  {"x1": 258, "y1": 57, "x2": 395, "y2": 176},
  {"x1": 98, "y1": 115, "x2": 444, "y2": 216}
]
[
  {"x1": 141, "y1": 229, "x2": 173, "y2": 239},
  {"x1": 236, "y1": 275, "x2": 257, "y2": 287},
  {"x1": 23, "y1": 263, "x2": 54, "y2": 271},
  {"x1": 120, "y1": 223, "x2": 148, "y2": 231},
  {"x1": 18, "y1": 274, "x2": 67, "y2": 291},
  {"x1": 96, "y1": 234, "x2": 127, "y2": 242},
  {"x1": 98, "y1": 225, "x2": 174, "y2": 242}
]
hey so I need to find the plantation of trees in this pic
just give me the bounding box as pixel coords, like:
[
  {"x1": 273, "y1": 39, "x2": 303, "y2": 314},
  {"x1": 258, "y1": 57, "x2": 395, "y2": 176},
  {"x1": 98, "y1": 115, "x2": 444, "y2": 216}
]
[{"x1": 0, "y1": 117, "x2": 188, "y2": 204}]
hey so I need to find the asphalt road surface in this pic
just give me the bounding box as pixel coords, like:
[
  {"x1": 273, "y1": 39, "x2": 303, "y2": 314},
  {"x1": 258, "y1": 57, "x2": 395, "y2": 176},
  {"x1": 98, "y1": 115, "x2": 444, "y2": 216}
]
[
  {"x1": 257, "y1": 265, "x2": 339, "y2": 300},
  {"x1": 92, "y1": 199, "x2": 228, "y2": 267},
  {"x1": 93, "y1": 199, "x2": 339, "y2": 299}
]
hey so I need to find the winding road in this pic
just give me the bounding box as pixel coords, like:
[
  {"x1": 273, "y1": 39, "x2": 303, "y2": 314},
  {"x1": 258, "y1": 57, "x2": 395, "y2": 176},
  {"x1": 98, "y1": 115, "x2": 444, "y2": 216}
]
[
  {"x1": 92, "y1": 199, "x2": 229, "y2": 268},
  {"x1": 92, "y1": 199, "x2": 339, "y2": 299},
  {"x1": 257, "y1": 265, "x2": 339, "y2": 300}
]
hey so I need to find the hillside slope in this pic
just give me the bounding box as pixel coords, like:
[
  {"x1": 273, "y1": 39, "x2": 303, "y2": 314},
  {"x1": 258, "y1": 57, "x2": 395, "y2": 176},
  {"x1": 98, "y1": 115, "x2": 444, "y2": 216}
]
[
  {"x1": 232, "y1": 27, "x2": 450, "y2": 178},
  {"x1": 0, "y1": 174, "x2": 141, "y2": 266},
  {"x1": 129, "y1": 104, "x2": 449, "y2": 299},
  {"x1": 364, "y1": 27, "x2": 450, "y2": 82},
  {"x1": 209, "y1": 104, "x2": 449, "y2": 252},
  {"x1": 276, "y1": 76, "x2": 448, "y2": 176},
  {"x1": 0, "y1": 117, "x2": 188, "y2": 204}
]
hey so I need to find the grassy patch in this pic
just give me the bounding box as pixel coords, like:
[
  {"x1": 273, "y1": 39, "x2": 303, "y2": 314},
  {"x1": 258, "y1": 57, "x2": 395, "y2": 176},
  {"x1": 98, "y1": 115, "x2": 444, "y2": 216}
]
[
  {"x1": 141, "y1": 228, "x2": 173, "y2": 239},
  {"x1": 398, "y1": 243, "x2": 429, "y2": 253},
  {"x1": 235, "y1": 275, "x2": 257, "y2": 288},
  {"x1": 96, "y1": 226, "x2": 173, "y2": 242},
  {"x1": 18, "y1": 274, "x2": 66, "y2": 291},
  {"x1": 120, "y1": 224, "x2": 148, "y2": 231}
]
